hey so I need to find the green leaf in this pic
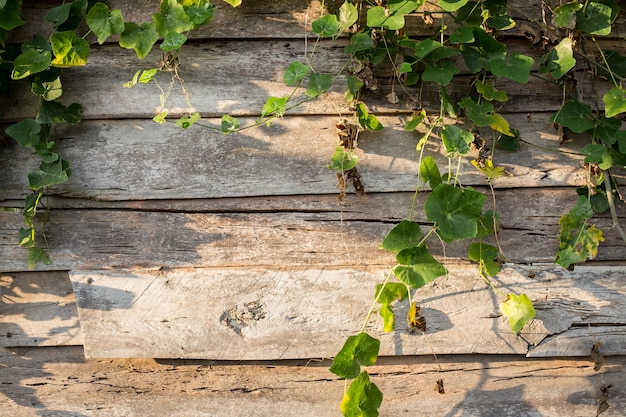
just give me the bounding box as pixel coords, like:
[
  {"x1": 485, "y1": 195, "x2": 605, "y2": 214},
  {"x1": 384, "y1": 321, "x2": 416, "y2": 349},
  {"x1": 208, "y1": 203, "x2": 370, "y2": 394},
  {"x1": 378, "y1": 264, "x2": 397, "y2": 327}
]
[
  {"x1": 340, "y1": 371, "x2": 383, "y2": 417},
  {"x1": 50, "y1": 31, "x2": 90, "y2": 68},
  {"x1": 306, "y1": 72, "x2": 333, "y2": 98},
  {"x1": 139, "y1": 68, "x2": 158, "y2": 83},
  {"x1": 459, "y1": 27, "x2": 506, "y2": 73},
  {"x1": 36, "y1": 101, "x2": 82, "y2": 125},
  {"x1": 497, "y1": 128, "x2": 521, "y2": 151},
  {"x1": 32, "y1": 74, "x2": 62, "y2": 101},
  {"x1": 345, "y1": 75, "x2": 364, "y2": 102},
  {"x1": 18, "y1": 227, "x2": 35, "y2": 247},
  {"x1": 185, "y1": 1, "x2": 216, "y2": 27},
  {"x1": 28, "y1": 158, "x2": 72, "y2": 189},
  {"x1": 412, "y1": 38, "x2": 441, "y2": 58},
  {"x1": 375, "y1": 282, "x2": 408, "y2": 305},
  {"x1": 475, "y1": 79, "x2": 508, "y2": 102},
  {"x1": 283, "y1": 61, "x2": 309, "y2": 86},
  {"x1": 539, "y1": 38, "x2": 576, "y2": 80},
  {"x1": 0, "y1": 0, "x2": 25, "y2": 31},
  {"x1": 326, "y1": 146, "x2": 358, "y2": 171},
  {"x1": 422, "y1": 59, "x2": 460, "y2": 86},
  {"x1": 380, "y1": 220, "x2": 423, "y2": 254},
  {"x1": 458, "y1": 96, "x2": 495, "y2": 127},
  {"x1": 160, "y1": 31, "x2": 187, "y2": 52},
  {"x1": 329, "y1": 333, "x2": 380, "y2": 379},
  {"x1": 23, "y1": 193, "x2": 42, "y2": 218},
  {"x1": 337, "y1": 1, "x2": 358, "y2": 35},
  {"x1": 27, "y1": 247, "x2": 52, "y2": 270},
  {"x1": 550, "y1": 100, "x2": 595, "y2": 133},
  {"x1": 356, "y1": 103, "x2": 383, "y2": 131},
  {"x1": 438, "y1": 0, "x2": 469, "y2": 12},
  {"x1": 46, "y1": 3, "x2": 71, "y2": 27},
  {"x1": 576, "y1": 2, "x2": 612, "y2": 35},
  {"x1": 379, "y1": 303, "x2": 396, "y2": 332},
  {"x1": 261, "y1": 96, "x2": 288, "y2": 117},
  {"x1": 555, "y1": 196, "x2": 605, "y2": 269},
  {"x1": 500, "y1": 293, "x2": 536, "y2": 333},
  {"x1": 603, "y1": 86, "x2": 626, "y2": 118},
  {"x1": 221, "y1": 115, "x2": 240, "y2": 133},
  {"x1": 393, "y1": 246, "x2": 447, "y2": 289},
  {"x1": 367, "y1": 0, "x2": 420, "y2": 30},
  {"x1": 153, "y1": 0, "x2": 193, "y2": 37},
  {"x1": 490, "y1": 53, "x2": 534, "y2": 83},
  {"x1": 119, "y1": 21, "x2": 160, "y2": 59},
  {"x1": 425, "y1": 183, "x2": 486, "y2": 240},
  {"x1": 153, "y1": 111, "x2": 167, "y2": 124},
  {"x1": 5, "y1": 118, "x2": 44, "y2": 147},
  {"x1": 87, "y1": 3, "x2": 124, "y2": 45},
  {"x1": 553, "y1": 2, "x2": 582, "y2": 29},
  {"x1": 344, "y1": 32, "x2": 374, "y2": 55},
  {"x1": 484, "y1": 0, "x2": 516, "y2": 30},
  {"x1": 450, "y1": 24, "x2": 475, "y2": 44},
  {"x1": 405, "y1": 109, "x2": 426, "y2": 131},
  {"x1": 11, "y1": 48, "x2": 52, "y2": 79},
  {"x1": 312, "y1": 14, "x2": 339, "y2": 38},
  {"x1": 55, "y1": 0, "x2": 87, "y2": 32},
  {"x1": 420, "y1": 155, "x2": 442, "y2": 189},
  {"x1": 34, "y1": 141, "x2": 60, "y2": 164},
  {"x1": 441, "y1": 124, "x2": 473, "y2": 155},
  {"x1": 582, "y1": 144, "x2": 614, "y2": 170},
  {"x1": 468, "y1": 242, "x2": 500, "y2": 276},
  {"x1": 175, "y1": 112, "x2": 201, "y2": 129}
]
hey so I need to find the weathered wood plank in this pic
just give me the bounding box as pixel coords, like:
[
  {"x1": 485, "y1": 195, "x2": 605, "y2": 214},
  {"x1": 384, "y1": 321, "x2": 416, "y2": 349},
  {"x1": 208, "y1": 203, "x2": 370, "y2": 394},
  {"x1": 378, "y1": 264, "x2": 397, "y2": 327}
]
[
  {"x1": 67, "y1": 264, "x2": 626, "y2": 359},
  {"x1": 1, "y1": 188, "x2": 624, "y2": 272},
  {"x1": 0, "y1": 113, "x2": 593, "y2": 201},
  {"x1": 1, "y1": 346, "x2": 624, "y2": 417},
  {"x1": 0, "y1": 271, "x2": 81, "y2": 347}
]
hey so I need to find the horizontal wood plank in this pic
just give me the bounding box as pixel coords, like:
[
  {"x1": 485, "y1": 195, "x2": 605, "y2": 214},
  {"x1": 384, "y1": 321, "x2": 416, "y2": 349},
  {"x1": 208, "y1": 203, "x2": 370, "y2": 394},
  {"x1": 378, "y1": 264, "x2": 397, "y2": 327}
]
[
  {"x1": 0, "y1": 113, "x2": 593, "y2": 201},
  {"x1": 0, "y1": 271, "x2": 81, "y2": 347},
  {"x1": 1, "y1": 346, "x2": 624, "y2": 417},
  {"x1": 67, "y1": 264, "x2": 626, "y2": 359}
]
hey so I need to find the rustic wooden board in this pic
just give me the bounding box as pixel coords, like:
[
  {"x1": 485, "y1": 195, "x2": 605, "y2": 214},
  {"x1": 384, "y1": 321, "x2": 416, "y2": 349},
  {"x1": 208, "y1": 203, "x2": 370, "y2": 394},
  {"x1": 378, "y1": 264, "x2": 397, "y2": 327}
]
[
  {"x1": 1, "y1": 188, "x2": 624, "y2": 272},
  {"x1": 67, "y1": 264, "x2": 626, "y2": 359},
  {"x1": 0, "y1": 271, "x2": 81, "y2": 347},
  {"x1": 0, "y1": 113, "x2": 591, "y2": 201},
  {"x1": 1, "y1": 346, "x2": 624, "y2": 417}
]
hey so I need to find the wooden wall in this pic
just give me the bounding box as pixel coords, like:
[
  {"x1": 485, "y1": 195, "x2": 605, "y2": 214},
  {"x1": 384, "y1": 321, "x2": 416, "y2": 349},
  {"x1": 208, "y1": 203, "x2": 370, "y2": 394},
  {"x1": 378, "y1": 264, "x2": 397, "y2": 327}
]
[{"x1": 1, "y1": 1, "x2": 625, "y2": 415}]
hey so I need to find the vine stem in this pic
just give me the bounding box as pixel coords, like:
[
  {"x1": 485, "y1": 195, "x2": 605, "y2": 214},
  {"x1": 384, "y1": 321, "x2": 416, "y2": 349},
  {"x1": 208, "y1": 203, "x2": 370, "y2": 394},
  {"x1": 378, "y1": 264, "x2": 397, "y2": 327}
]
[
  {"x1": 359, "y1": 268, "x2": 395, "y2": 334},
  {"x1": 602, "y1": 169, "x2": 626, "y2": 244}
]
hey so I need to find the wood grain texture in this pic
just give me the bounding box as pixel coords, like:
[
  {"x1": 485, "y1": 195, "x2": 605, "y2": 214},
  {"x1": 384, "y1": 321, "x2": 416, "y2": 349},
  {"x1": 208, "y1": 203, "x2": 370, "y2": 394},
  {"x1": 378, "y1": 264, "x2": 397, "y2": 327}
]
[
  {"x1": 0, "y1": 113, "x2": 592, "y2": 201},
  {"x1": 1, "y1": 346, "x2": 624, "y2": 417},
  {"x1": 0, "y1": 271, "x2": 81, "y2": 347},
  {"x1": 67, "y1": 264, "x2": 626, "y2": 359}
]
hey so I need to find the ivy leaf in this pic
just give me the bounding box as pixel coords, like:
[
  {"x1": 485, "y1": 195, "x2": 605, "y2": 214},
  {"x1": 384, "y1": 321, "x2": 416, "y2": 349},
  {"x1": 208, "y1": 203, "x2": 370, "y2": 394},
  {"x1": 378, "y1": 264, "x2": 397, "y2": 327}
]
[
  {"x1": 306, "y1": 71, "x2": 332, "y2": 98},
  {"x1": 86, "y1": 2, "x2": 124, "y2": 44},
  {"x1": 380, "y1": 220, "x2": 423, "y2": 254},
  {"x1": 345, "y1": 75, "x2": 363, "y2": 102},
  {"x1": 329, "y1": 333, "x2": 380, "y2": 379},
  {"x1": 553, "y1": 2, "x2": 582, "y2": 29},
  {"x1": 185, "y1": 1, "x2": 216, "y2": 27},
  {"x1": 582, "y1": 144, "x2": 614, "y2": 170},
  {"x1": 5, "y1": 118, "x2": 44, "y2": 147},
  {"x1": 153, "y1": 0, "x2": 193, "y2": 37},
  {"x1": 337, "y1": 1, "x2": 358, "y2": 35},
  {"x1": 28, "y1": 158, "x2": 72, "y2": 189},
  {"x1": 405, "y1": 109, "x2": 426, "y2": 131},
  {"x1": 471, "y1": 157, "x2": 511, "y2": 179},
  {"x1": 500, "y1": 293, "x2": 536, "y2": 333},
  {"x1": 18, "y1": 227, "x2": 35, "y2": 248},
  {"x1": 36, "y1": 101, "x2": 82, "y2": 125},
  {"x1": 468, "y1": 242, "x2": 500, "y2": 276},
  {"x1": 393, "y1": 246, "x2": 447, "y2": 289},
  {"x1": 424, "y1": 183, "x2": 486, "y2": 240},
  {"x1": 438, "y1": 0, "x2": 469, "y2": 12},
  {"x1": 326, "y1": 146, "x2": 358, "y2": 171},
  {"x1": 441, "y1": 124, "x2": 473, "y2": 155},
  {"x1": 576, "y1": 2, "x2": 612, "y2": 35},
  {"x1": 11, "y1": 48, "x2": 52, "y2": 79},
  {"x1": 555, "y1": 196, "x2": 605, "y2": 269},
  {"x1": 551, "y1": 100, "x2": 596, "y2": 133},
  {"x1": 120, "y1": 21, "x2": 160, "y2": 59},
  {"x1": 312, "y1": 14, "x2": 339, "y2": 38},
  {"x1": 484, "y1": 0, "x2": 516, "y2": 30},
  {"x1": 422, "y1": 59, "x2": 460, "y2": 86},
  {"x1": 50, "y1": 31, "x2": 90, "y2": 68},
  {"x1": 539, "y1": 38, "x2": 576, "y2": 80},
  {"x1": 153, "y1": 111, "x2": 167, "y2": 124},
  {"x1": 450, "y1": 24, "x2": 475, "y2": 44},
  {"x1": 490, "y1": 53, "x2": 534, "y2": 83},
  {"x1": 283, "y1": 61, "x2": 309, "y2": 86},
  {"x1": 344, "y1": 32, "x2": 374, "y2": 55},
  {"x1": 31, "y1": 74, "x2": 62, "y2": 101},
  {"x1": 459, "y1": 97, "x2": 495, "y2": 126},
  {"x1": 0, "y1": 0, "x2": 25, "y2": 31},
  {"x1": 367, "y1": 0, "x2": 420, "y2": 30},
  {"x1": 475, "y1": 79, "x2": 507, "y2": 102},
  {"x1": 261, "y1": 96, "x2": 287, "y2": 117},
  {"x1": 175, "y1": 112, "x2": 201, "y2": 129},
  {"x1": 27, "y1": 247, "x2": 52, "y2": 270},
  {"x1": 56, "y1": 0, "x2": 87, "y2": 32},
  {"x1": 375, "y1": 282, "x2": 408, "y2": 332},
  {"x1": 160, "y1": 31, "x2": 187, "y2": 52},
  {"x1": 412, "y1": 38, "x2": 441, "y2": 58},
  {"x1": 356, "y1": 103, "x2": 383, "y2": 131},
  {"x1": 45, "y1": 3, "x2": 71, "y2": 28},
  {"x1": 420, "y1": 155, "x2": 442, "y2": 189},
  {"x1": 603, "y1": 86, "x2": 626, "y2": 118},
  {"x1": 221, "y1": 115, "x2": 240, "y2": 133},
  {"x1": 340, "y1": 371, "x2": 383, "y2": 417},
  {"x1": 459, "y1": 27, "x2": 506, "y2": 73}
]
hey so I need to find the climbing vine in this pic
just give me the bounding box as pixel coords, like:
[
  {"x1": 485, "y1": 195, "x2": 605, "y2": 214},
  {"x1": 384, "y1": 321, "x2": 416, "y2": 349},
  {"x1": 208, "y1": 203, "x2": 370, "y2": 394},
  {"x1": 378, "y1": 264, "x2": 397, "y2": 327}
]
[{"x1": 2, "y1": 0, "x2": 625, "y2": 415}]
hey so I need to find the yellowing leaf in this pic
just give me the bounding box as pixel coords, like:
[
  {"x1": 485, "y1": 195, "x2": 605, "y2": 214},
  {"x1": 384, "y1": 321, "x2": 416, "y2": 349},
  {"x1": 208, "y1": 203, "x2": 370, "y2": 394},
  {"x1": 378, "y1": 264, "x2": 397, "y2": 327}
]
[
  {"x1": 471, "y1": 158, "x2": 512, "y2": 179},
  {"x1": 500, "y1": 293, "x2": 535, "y2": 333},
  {"x1": 490, "y1": 113, "x2": 513, "y2": 136}
]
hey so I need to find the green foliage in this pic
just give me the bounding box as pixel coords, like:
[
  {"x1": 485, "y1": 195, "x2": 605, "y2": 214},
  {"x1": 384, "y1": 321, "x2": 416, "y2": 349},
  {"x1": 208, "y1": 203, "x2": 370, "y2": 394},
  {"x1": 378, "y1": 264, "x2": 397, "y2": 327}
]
[
  {"x1": 326, "y1": 146, "x2": 358, "y2": 171},
  {"x1": 555, "y1": 197, "x2": 605, "y2": 269},
  {"x1": 425, "y1": 184, "x2": 487, "y2": 240},
  {"x1": 330, "y1": 332, "x2": 380, "y2": 379},
  {"x1": 500, "y1": 293, "x2": 536, "y2": 333},
  {"x1": 340, "y1": 371, "x2": 383, "y2": 417}
]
